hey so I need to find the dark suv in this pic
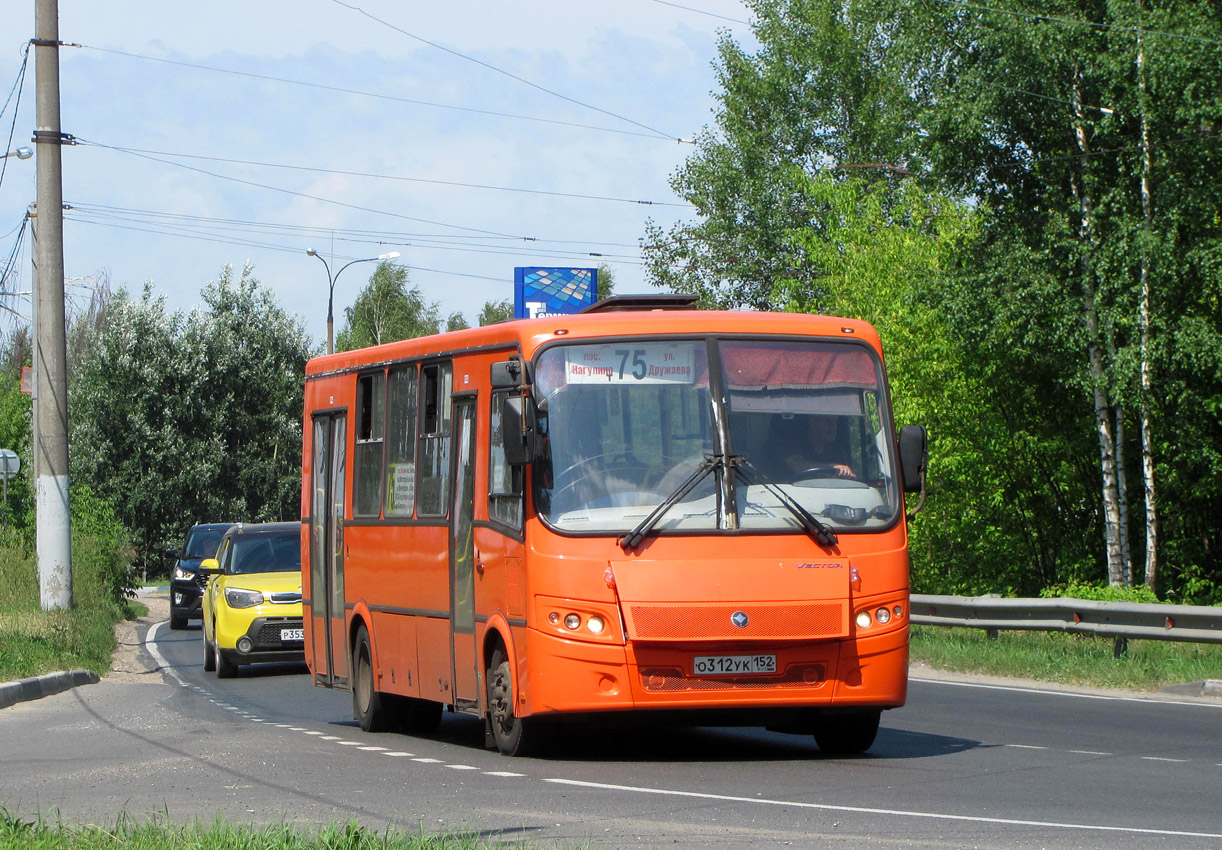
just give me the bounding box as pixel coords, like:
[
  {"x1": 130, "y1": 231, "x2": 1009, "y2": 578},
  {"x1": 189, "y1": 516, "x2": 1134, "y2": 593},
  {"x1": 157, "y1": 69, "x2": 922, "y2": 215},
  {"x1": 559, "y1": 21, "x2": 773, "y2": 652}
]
[{"x1": 168, "y1": 523, "x2": 234, "y2": 629}]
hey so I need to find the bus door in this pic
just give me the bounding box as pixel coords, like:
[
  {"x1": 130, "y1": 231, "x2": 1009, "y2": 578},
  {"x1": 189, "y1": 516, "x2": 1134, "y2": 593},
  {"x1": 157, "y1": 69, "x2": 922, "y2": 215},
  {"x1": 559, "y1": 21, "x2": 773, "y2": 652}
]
[
  {"x1": 310, "y1": 412, "x2": 349, "y2": 687},
  {"x1": 449, "y1": 396, "x2": 479, "y2": 709}
]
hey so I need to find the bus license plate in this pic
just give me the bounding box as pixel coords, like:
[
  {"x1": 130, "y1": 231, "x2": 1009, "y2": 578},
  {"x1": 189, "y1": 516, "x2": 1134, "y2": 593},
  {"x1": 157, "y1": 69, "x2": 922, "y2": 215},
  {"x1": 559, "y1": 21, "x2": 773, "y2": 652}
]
[
  {"x1": 693, "y1": 654, "x2": 776, "y2": 676},
  {"x1": 281, "y1": 628, "x2": 304, "y2": 641}
]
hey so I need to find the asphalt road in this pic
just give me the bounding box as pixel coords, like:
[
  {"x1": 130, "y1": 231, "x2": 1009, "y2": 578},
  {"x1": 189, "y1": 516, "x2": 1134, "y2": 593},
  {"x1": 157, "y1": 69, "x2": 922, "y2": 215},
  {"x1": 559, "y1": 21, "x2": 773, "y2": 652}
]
[{"x1": 2, "y1": 612, "x2": 1221, "y2": 849}]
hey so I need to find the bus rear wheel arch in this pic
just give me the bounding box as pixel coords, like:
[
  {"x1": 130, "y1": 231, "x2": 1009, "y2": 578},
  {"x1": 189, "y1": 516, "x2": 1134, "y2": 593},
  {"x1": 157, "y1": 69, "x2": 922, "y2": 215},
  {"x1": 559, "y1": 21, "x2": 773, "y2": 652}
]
[{"x1": 352, "y1": 623, "x2": 395, "y2": 732}]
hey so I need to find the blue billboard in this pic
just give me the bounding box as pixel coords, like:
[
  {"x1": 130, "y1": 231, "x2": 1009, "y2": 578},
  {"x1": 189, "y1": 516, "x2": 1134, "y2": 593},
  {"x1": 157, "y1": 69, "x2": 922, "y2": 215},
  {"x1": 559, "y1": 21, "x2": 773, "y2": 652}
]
[{"x1": 514, "y1": 267, "x2": 598, "y2": 319}]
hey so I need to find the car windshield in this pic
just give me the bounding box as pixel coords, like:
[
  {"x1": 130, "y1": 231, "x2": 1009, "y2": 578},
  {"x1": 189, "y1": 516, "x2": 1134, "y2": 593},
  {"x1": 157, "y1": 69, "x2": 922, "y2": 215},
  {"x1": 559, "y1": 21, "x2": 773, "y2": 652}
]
[
  {"x1": 184, "y1": 527, "x2": 227, "y2": 559},
  {"x1": 533, "y1": 338, "x2": 901, "y2": 536},
  {"x1": 229, "y1": 532, "x2": 301, "y2": 575}
]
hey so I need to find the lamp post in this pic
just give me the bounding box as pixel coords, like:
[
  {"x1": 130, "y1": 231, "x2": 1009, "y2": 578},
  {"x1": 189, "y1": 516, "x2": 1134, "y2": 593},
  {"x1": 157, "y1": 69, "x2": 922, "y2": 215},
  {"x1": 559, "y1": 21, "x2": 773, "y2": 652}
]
[{"x1": 306, "y1": 249, "x2": 400, "y2": 354}]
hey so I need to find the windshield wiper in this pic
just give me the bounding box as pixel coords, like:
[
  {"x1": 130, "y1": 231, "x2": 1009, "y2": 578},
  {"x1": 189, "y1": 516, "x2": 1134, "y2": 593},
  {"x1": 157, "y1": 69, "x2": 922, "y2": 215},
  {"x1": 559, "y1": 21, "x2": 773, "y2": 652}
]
[
  {"x1": 619, "y1": 456, "x2": 718, "y2": 551},
  {"x1": 734, "y1": 457, "x2": 839, "y2": 548}
]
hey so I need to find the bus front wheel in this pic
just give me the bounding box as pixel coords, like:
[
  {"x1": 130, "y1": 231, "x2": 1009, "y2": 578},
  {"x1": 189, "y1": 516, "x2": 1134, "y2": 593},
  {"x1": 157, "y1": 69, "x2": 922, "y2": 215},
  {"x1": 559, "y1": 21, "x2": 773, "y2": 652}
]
[
  {"x1": 813, "y1": 710, "x2": 880, "y2": 755},
  {"x1": 353, "y1": 624, "x2": 393, "y2": 733},
  {"x1": 487, "y1": 647, "x2": 539, "y2": 756}
]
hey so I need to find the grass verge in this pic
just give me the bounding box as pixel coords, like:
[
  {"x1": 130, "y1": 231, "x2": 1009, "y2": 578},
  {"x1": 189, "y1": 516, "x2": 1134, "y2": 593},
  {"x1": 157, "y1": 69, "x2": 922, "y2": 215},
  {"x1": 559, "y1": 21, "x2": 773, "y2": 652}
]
[
  {"x1": 910, "y1": 624, "x2": 1222, "y2": 691},
  {"x1": 0, "y1": 814, "x2": 530, "y2": 850}
]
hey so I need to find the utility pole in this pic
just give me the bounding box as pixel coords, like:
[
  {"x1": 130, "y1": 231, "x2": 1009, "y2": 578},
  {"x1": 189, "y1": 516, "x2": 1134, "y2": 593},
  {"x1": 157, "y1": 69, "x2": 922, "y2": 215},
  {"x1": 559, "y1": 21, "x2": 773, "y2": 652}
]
[{"x1": 33, "y1": 0, "x2": 72, "y2": 610}]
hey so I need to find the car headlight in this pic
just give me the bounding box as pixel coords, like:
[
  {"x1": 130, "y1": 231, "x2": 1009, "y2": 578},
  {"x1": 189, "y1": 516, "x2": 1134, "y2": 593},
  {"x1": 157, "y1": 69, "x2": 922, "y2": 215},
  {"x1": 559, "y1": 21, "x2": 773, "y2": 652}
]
[
  {"x1": 224, "y1": 587, "x2": 264, "y2": 609},
  {"x1": 173, "y1": 566, "x2": 193, "y2": 581}
]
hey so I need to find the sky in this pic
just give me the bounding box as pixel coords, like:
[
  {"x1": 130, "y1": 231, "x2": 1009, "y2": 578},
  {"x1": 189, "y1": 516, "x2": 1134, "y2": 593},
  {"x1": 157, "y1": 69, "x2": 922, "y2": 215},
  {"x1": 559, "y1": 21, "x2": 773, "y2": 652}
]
[{"x1": 0, "y1": 0, "x2": 756, "y2": 348}]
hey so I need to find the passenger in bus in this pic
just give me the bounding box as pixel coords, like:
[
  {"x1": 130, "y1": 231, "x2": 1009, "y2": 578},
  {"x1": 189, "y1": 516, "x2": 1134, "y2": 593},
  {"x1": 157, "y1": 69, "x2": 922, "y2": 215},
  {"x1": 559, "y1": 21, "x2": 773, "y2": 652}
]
[{"x1": 781, "y1": 415, "x2": 856, "y2": 479}]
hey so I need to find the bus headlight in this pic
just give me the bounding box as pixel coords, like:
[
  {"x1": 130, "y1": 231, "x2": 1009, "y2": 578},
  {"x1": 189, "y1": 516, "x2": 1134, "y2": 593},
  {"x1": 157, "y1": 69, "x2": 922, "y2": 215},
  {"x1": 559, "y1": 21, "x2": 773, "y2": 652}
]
[
  {"x1": 875, "y1": 607, "x2": 891, "y2": 625},
  {"x1": 587, "y1": 615, "x2": 605, "y2": 635},
  {"x1": 856, "y1": 611, "x2": 872, "y2": 629},
  {"x1": 564, "y1": 613, "x2": 581, "y2": 630}
]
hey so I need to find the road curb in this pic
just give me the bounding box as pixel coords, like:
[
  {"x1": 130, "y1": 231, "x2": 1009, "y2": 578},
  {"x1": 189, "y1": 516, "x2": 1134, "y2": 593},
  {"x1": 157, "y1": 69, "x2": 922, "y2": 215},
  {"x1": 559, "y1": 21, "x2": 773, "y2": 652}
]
[{"x1": 0, "y1": 669, "x2": 101, "y2": 710}]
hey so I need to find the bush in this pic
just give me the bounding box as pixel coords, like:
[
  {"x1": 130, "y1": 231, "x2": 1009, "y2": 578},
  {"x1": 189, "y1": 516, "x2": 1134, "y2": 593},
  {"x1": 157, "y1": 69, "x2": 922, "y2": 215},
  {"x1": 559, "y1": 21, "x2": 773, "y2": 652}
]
[{"x1": 1038, "y1": 581, "x2": 1161, "y2": 605}]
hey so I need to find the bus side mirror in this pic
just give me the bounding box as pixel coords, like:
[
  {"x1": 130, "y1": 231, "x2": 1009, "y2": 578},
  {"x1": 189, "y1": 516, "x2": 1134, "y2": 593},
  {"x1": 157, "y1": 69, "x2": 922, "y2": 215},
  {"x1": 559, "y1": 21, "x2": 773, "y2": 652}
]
[
  {"x1": 502, "y1": 395, "x2": 538, "y2": 465},
  {"x1": 898, "y1": 425, "x2": 928, "y2": 518},
  {"x1": 491, "y1": 359, "x2": 533, "y2": 389},
  {"x1": 898, "y1": 425, "x2": 927, "y2": 494}
]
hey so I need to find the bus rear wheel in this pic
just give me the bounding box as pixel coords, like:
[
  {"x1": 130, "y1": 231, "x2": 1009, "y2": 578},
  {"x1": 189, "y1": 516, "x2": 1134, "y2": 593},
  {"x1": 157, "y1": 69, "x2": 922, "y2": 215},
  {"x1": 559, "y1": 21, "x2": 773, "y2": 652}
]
[
  {"x1": 486, "y1": 647, "x2": 539, "y2": 756},
  {"x1": 352, "y1": 624, "x2": 394, "y2": 732},
  {"x1": 813, "y1": 710, "x2": 881, "y2": 755}
]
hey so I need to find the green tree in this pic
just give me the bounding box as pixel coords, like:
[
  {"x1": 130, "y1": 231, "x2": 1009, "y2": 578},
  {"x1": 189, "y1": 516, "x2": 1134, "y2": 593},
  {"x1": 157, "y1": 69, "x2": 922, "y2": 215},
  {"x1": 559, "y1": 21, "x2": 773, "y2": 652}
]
[
  {"x1": 70, "y1": 264, "x2": 312, "y2": 570},
  {"x1": 478, "y1": 299, "x2": 513, "y2": 326},
  {"x1": 644, "y1": 0, "x2": 1222, "y2": 598},
  {"x1": 335, "y1": 262, "x2": 441, "y2": 350}
]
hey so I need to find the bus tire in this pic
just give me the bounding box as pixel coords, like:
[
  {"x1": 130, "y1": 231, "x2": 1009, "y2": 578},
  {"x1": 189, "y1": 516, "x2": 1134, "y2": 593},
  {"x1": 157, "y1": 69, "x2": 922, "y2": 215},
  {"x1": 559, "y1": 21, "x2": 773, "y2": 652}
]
[
  {"x1": 813, "y1": 710, "x2": 881, "y2": 755},
  {"x1": 487, "y1": 646, "x2": 539, "y2": 756},
  {"x1": 352, "y1": 624, "x2": 393, "y2": 732}
]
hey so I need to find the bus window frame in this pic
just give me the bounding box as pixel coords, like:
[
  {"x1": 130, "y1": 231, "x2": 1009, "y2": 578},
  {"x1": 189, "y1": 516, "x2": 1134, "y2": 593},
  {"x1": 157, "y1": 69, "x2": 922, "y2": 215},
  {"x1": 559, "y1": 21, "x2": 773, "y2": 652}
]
[{"x1": 353, "y1": 369, "x2": 387, "y2": 518}]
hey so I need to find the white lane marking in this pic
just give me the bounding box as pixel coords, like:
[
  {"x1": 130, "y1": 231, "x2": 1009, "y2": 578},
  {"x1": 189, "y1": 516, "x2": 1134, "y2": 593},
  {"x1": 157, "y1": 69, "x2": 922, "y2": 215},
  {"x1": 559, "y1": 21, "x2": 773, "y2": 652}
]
[
  {"x1": 485, "y1": 771, "x2": 525, "y2": 777},
  {"x1": 320, "y1": 736, "x2": 342, "y2": 741},
  {"x1": 1142, "y1": 757, "x2": 1189, "y2": 763},
  {"x1": 911, "y1": 676, "x2": 1222, "y2": 709},
  {"x1": 145, "y1": 621, "x2": 188, "y2": 687},
  {"x1": 1069, "y1": 750, "x2": 1111, "y2": 755},
  {"x1": 337, "y1": 741, "x2": 362, "y2": 746},
  {"x1": 359, "y1": 746, "x2": 389, "y2": 752},
  {"x1": 543, "y1": 778, "x2": 1222, "y2": 840},
  {"x1": 383, "y1": 752, "x2": 415, "y2": 757},
  {"x1": 446, "y1": 764, "x2": 479, "y2": 771},
  {"x1": 1004, "y1": 744, "x2": 1046, "y2": 750},
  {"x1": 413, "y1": 758, "x2": 442, "y2": 763},
  {"x1": 303, "y1": 731, "x2": 324, "y2": 736}
]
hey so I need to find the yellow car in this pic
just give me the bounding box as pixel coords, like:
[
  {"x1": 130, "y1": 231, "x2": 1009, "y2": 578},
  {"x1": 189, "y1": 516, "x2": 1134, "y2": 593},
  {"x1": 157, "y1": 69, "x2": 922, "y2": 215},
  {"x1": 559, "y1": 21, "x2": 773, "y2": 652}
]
[{"x1": 200, "y1": 522, "x2": 304, "y2": 678}]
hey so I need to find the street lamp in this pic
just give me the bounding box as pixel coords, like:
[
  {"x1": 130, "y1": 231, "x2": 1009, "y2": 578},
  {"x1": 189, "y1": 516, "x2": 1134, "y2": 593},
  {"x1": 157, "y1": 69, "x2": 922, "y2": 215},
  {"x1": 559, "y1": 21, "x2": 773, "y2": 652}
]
[
  {"x1": 2, "y1": 146, "x2": 33, "y2": 160},
  {"x1": 306, "y1": 249, "x2": 401, "y2": 354}
]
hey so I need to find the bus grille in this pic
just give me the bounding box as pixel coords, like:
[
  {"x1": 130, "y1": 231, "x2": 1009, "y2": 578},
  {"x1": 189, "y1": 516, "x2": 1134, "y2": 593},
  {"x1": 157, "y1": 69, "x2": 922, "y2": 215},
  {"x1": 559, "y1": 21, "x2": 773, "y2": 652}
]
[
  {"x1": 627, "y1": 603, "x2": 845, "y2": 641},
  {"x1": 639, "y1": 664, "x2": 826, "y2": 692}
]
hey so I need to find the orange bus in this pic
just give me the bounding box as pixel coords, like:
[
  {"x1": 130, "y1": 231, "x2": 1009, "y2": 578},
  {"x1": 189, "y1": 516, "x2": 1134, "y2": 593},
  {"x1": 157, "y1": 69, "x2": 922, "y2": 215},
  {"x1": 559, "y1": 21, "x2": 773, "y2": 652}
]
[{"x1": 301, "y1": 295, "x2": 927, "y2": 756}]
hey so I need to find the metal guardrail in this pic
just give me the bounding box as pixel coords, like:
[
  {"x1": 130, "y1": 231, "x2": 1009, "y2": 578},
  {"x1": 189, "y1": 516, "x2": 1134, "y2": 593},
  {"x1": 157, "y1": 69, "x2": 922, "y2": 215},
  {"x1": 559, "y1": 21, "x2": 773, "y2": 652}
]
[{"x1": 909, "y1": 594, "x2": 1222, "y2": 645}]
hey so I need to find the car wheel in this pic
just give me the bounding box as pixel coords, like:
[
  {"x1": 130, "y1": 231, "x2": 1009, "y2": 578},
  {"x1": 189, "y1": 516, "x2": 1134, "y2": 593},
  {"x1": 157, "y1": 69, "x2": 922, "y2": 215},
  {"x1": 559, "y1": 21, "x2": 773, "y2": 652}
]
[
  {"x1": 170, "y1": 605, "x2": 187, "y2": 630},
  {"x1": 214, "y1": 640, "x2": 238, "y2": 679},
  {"x1": 486, "y1": 646, "x2": 544, "y2": 756},
  {"x1": 202, "y1": 632, "x2": 216, "y2": 672},
  {"x1": 813, "y1": 710, "x2": 880, "y2": 756},
  {"x1": 352, "y1": 624, "x2": 394, "y2": 732}
]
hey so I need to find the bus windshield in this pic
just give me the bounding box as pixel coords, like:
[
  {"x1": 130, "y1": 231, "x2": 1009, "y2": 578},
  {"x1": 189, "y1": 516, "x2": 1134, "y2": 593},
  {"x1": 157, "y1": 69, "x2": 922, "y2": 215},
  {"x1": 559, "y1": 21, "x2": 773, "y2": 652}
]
[{"x1": 533, "y1": 337, "x2": 902, "y2": 535}]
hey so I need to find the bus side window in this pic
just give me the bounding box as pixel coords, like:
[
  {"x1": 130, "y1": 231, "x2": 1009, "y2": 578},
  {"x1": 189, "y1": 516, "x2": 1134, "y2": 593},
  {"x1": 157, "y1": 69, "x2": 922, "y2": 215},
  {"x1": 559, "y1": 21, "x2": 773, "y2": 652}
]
[
  {"x1": 489, "y1": 389, "x2": 524, "y2": 530},
  {"x1": 354, "y1": 371, "x2": 386, "y2": 517},
  {"x1": 418, "y1": 361, "x2": 452, "y2": 516},
  {"x1": 385, "y1": 364, "x2": 418, "y2": 517}
]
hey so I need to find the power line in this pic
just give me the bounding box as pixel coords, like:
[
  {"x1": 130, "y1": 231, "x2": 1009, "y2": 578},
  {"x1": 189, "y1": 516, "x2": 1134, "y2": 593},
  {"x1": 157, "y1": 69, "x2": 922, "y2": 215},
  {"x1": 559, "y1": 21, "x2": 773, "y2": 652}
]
[
  {"x1": 67, "y1": 202, "x2": 647, "y2": 250},
  {"x1": 328, "y1": 0, "x2": 689, "y2": 142},
  {"x1": 75, "y1": 44, "x2": 683, "y2": 144},
  {"x1": 76, "y1": 141, "x2": 692, "y2": 208},
  {"x1": 648, "y1": 0, "x2": 750, "y2": 25},
  {"x1": 0, "y1": 44, "x2": 30, "y2": 197},
  {"x1": 76, "y1": 137, "x2": 525, "y2": 240}
]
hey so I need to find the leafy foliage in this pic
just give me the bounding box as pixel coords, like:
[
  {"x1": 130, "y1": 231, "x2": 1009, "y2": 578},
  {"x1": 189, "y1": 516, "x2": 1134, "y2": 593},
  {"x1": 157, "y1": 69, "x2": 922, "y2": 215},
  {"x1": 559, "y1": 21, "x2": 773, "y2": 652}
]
[
  {"x1": 646, "y1": 0, "x2": 1222, "y2": 600},
  {"x1": 69, "y1": 264, "x2": 312, "y2": 571},
  {"x1": 335, "y1": 262, "x2": 444, "y2": 350}
]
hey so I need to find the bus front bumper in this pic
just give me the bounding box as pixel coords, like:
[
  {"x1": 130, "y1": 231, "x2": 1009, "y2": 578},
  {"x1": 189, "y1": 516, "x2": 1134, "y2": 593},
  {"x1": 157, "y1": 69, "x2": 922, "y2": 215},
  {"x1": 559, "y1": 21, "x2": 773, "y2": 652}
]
[{"x1": 521, "y1": 627, "x2": 907, "y2": 718}]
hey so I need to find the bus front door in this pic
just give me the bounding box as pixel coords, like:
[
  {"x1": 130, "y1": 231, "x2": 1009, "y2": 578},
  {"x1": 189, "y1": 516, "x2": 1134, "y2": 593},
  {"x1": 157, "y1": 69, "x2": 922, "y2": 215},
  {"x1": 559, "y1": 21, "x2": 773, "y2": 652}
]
[
  {"x1": 450, "y1": 398, "x2": 479, "y2": 709},
  {"x1": 310, "y1": 412, "x2": 349, "y2": 688}
]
